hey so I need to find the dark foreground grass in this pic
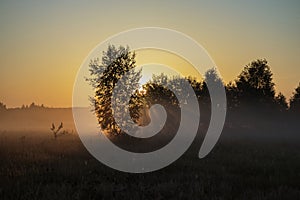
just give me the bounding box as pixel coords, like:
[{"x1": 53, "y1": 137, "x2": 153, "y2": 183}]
[{"x1": 0, "y1": 131, "x2": 300, "y2": 200}]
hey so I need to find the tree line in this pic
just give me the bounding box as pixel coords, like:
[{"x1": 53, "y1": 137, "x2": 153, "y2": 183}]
[
  {"x1": 87, "y1": 45, "x2": 300, "y2": 135},
  {"x1": 0, "y1": 102, "x2": 47, "y2": 111}
]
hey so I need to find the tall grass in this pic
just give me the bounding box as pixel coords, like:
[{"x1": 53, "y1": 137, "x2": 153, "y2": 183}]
[{"x1": 1, "y1": 130, "x2": 300, "y2": 200}]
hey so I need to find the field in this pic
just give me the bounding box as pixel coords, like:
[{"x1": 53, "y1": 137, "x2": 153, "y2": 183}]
[{"x1": 0, "y1": 108, "x2": 300, "y2": 199}]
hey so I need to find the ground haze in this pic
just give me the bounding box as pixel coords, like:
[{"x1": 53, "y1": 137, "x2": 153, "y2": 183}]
[{"x1": 0, "y1": 107, "x2": 300, "y2": 199}]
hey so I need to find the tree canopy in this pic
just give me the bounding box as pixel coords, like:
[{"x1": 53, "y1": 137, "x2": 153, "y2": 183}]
[
  {"x1": 86, "y1": 44, "x2": 299, "y2": 136},
  {"x1": 235, "y1": 59, "x2": 275, "y2": 107},
  {"x1": 87, "y1": 45, "x2": 142, "y2": 135},
  {"x1": 290, "y1": 83, "x2": 300, "y2": 113}
]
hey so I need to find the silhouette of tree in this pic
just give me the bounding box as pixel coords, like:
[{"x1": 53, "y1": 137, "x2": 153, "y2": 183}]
[
  {"x1": 290, "y1": 83, "x2": 300, "y2": 113},
  {"x1": 144, "y1": 82, "x2": 172, "y2": 104},
  {"x1": 0, "y1": 102, "x2": 6, "y2": 111},
  {"x1": 204, "y1": 68, "x2": 223, "y2": 85},
  {"x1": 275, "y1": 92, "x2": 288, "y2": 112},
  {"x1": 226, "y1": 81, "x2": 240, "y2": 110},
  {"x1": 202, "y1": 68, "x2": 224, "y2": 104},
  {"x1": 143, "y1": 73, "x2": 176, "y2": 105},
  {"x1": 30, "y1": 102, "x2": 37, "y2": 109},
  {"x1": 235, "y1": 59, "x2": 276, "y2": 110},
  {"x1": 187, "y1": 76, "x2": 202, "y2": 99},
  {"x1": 25, "y1": 102, "x2": 46, "y2": 109},
  {"x1": 85, "y1": 52, "x2": 297, "y2": 135},
  {"x1": 87, "y1": 45, "x2": 142, "y2": 135},
  {"x1": 143, "y1": 73, "x2": 196, "y2": 106},
  {"x1": 169, "y1": 76, "x2": 193, "y2": 104}
]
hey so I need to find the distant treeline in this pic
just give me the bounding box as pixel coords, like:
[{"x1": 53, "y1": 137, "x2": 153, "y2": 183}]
[{"x1": 0, "y1": 102, "x2": 48, "y2": 111}]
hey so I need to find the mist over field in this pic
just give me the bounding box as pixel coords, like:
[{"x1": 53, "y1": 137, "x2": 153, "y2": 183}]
[
  {"x1": 0, "y1": 102, "x2": 298, "y2": 141},
  {"x1": 0, "y1": 105, "x2": 300, "y2": 199},
  {"x1": 0, "y1": 107, "x2": 75, "y2": 133}
]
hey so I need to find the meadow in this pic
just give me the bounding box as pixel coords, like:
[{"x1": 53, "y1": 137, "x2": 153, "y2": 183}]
[
  {"x1": 0, "y1": 108, "x2": 300, "y2": 199},
  {"x1": 1, "y1": 132, "x2": 300, "y2": 199}
]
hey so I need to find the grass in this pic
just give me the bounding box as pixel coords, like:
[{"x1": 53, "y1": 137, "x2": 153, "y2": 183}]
[{"x1": 1, "y1": 130, "x2": 300, "y2": 200}]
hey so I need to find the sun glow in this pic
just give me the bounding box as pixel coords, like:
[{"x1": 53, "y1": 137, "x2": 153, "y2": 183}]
[
  {"x1": 138, "y1": 86, "x2": 147, "y2": 95},
  {"x1": 135, "y1": 49, "x2": 203, "y2": 81}
]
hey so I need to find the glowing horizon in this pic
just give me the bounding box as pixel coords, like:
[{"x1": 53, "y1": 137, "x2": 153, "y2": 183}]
[{"x1": 0, "y1": 1, "x2": 299, "y2": 108}]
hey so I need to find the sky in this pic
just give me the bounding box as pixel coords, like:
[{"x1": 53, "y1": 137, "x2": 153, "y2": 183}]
[{"x1": 0, "y1": 0, "x2": 299, "y2": 107}]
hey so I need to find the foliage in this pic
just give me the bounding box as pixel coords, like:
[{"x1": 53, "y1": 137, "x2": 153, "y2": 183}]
[
  {"x1": 290, "y1": 83, "x2": 300, "y2": 113},
  {"x1": 234, "y1": 59, "x2": 276, "y2": 109},
  {"x1": 21, "y1": 103, "x2": 46, "y2": 109},
  {"x1": 85, "y1": 47, "x2": 297, "y2": 135},
  {"x1": 275, "y1": 92, "x2": 288, "y2": 112},
  {"x1": 87, "y1": 45, "x2": 142, "y2": 135}
]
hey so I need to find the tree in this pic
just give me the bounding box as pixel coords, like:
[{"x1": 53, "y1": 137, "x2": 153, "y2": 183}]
[
  {"x1": 202, "y1": 68, "x2": 224, "y2": 104},
  {"x1": 29, "y1": 102, "x2": 36, "y2": 108},
  {"x1": 275, "y1": 92, "x2": 288, "y2": 112},
  {"x1": 187, "y1": 76, "x2": 202, "y2": 99},
  {"x1": 143, "y1": 73, "x2": 176, "y2": 106},
  {"x1": 87, "y1": 45, "x2": 142, "y2": 135},
  {"x1": 0, "y1": 102, "x2": 6, "y2": 111},
  {"x1": 226, "y1": 81, "x2": 240, "y2": 110},
  {"x1": 143, "y1": 73, "x2": 194, "y2": 106},
  {"x1": 235, "y1": 59, "x2": 276, "y2": 110},
  {"x1": 289, "y1": 82, "x2": 300, "y2": 113}
]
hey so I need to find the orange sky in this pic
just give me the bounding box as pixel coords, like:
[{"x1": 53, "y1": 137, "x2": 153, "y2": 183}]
[{"x1": 0, "y1": 1, "x2": 299, "y2": 107}]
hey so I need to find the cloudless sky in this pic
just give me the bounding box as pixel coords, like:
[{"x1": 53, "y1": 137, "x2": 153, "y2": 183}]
[{"x1": 0, "y1": 0, "x2": 299, "y2": 107}]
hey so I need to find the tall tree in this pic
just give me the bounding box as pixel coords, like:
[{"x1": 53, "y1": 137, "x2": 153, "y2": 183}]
[
  {"x1": 289, "y1": 83, "x2": 300, "y2": 113},
  {"x1": 87, "y1": 45, "x2": 142, "y2": 135},
  {"x1": 187, "y1": 76, "x2": 202, "y2": 99},
  {"x1": 235, "y1": 59, "x2": 276, "y2": 110},
  {"x1": 202, "y1": 68, "x2": 224, "y2": 104},
  {"x1": 144, "y1": 73, "x2": 177, "y2": 105},
  {"x1": 275, "y1": 92, "x2": 288, "y2": 112},
  {"x1": 226, "y1": 81, "x2": 240, "y2": 110}
]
